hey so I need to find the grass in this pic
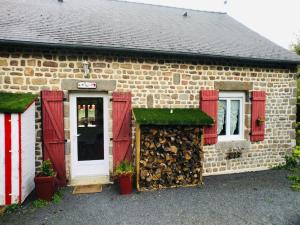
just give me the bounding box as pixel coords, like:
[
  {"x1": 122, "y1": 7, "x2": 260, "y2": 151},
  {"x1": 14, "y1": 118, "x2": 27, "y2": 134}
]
[
  {"x1": 33, "y1": 188, "x2": 65, "y2": 207},
  {"x1": 32, "y1": 199, "x2": 49, "y2": 208},
  {"x1": 133, "y1": 108, "x2": 214, "y2": 126},
  {"x1": 52, "y1": 188, "x2": 64, "y2": 204},
  {"x1": 4, "y1": 204, "x2": 22, "y2": 214},
  {"x1": 287, "y1": 165, "x2": 300, "y2": 191},
  {"x1": 3, "y1": 188, "x2": 67, "y2": 215},
  {"x1": 0, "y1": 92, "x2": 37, "y2": 113}
]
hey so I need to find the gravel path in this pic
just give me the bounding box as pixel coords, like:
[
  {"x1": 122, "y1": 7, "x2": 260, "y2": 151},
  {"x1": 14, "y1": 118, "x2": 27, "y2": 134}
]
[{"x1": 1, "y1": 170, "x2": 299, "y2": 225}]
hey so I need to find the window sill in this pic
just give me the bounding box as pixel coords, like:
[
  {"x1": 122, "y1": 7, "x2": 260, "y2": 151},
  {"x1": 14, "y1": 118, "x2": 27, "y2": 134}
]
[{"x1": 215, "y1": 140, "x2": 250, "y2": 151}]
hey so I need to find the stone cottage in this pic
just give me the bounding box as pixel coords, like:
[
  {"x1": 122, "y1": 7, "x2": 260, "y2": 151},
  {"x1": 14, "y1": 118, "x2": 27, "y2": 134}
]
[{"x1": 0, "y1": 0, "x2": 299, "y2": 186}]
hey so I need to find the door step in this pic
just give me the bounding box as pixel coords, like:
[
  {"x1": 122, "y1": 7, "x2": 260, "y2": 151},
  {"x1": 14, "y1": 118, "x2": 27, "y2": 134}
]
[
  {"x1": 0, "y1": 206, "x2": 6, "y2": 215},
  {"x1": 73, "y1": 184, "x2": 102, "y2": 194},
  {"x1": 70, "y1": 175, "x2": 110, "y2": 186}
]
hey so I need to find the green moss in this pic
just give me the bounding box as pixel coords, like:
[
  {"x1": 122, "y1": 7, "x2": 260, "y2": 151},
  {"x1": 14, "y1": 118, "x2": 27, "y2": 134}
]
[
  {"x1": 133, "y1": 108, "x2": 214, "y2": 126},
  {"x1": 0, "y1": 92, "x2": 37, "y2": 113}
]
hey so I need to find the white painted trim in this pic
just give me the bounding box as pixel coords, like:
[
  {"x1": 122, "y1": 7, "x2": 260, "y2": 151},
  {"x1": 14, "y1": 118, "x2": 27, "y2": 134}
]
[
  {"x1": 10, "y1": 114, "x2": 19, "y2": 204},
  {"x1": 0, "y1": 114, "x2": 5, "y2": 205},
  {"x1": 70, "y1": 93, "x2": 109, "y2": 181},
  {"x1": 218, "y1": 91, "x2": 245, "y2": 142},
  {"x1": 203, "y1": 167, "x2": 270, "y2": 176},
  {"x1": 21, "y1": 104, "x2": 35, "y2": 203}
]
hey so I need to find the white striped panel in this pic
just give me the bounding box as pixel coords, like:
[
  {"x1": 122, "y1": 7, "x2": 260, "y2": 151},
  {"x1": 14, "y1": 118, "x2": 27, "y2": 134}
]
[
  {"x1": 21, "y1": 104, "x2": 36, "y2": 202},
  {"x1": 11, "y1": 114, "x2": 19, "y2": 204},
  {"x1": 0, "y1": 114, "x2": 5, "y2": 205}
]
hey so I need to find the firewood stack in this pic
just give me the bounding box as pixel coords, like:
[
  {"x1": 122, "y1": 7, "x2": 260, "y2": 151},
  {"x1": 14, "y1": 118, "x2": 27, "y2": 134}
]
[{"x1": 139, "y1": 125, "x2": 203, "y2": 190}]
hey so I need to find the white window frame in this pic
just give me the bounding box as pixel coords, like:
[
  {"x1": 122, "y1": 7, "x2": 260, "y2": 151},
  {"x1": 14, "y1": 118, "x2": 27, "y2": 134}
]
[{"x1": 218, "y1": 92, "x2": 245, "y2": 142}]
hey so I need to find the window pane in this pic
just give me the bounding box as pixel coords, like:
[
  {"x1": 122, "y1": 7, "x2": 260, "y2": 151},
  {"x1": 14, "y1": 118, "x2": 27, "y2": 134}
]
[
  {"x1": 218, "y1": 100, "x2": 226, "y2": 135},
  {"x1": 87, "y1": 104, "x2": 96, "y2": 127},
  {"x1": 77, "y1": 98, "x2": 104, "y2": 161},
  {"x1": 77, "y1": 105, "x2": 86, "y2": 127},
  {"x1": 230, "y1": 100, "x2": 240, "y2": 135}
]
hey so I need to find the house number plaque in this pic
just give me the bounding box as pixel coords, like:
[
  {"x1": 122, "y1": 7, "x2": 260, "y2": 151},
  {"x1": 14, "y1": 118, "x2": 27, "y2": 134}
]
[{"x1": 77, "y1": 81, "x2": 97, "y2": 89}]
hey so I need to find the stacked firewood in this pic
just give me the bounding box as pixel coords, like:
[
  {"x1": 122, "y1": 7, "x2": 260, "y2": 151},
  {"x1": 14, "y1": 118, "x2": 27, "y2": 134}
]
[{"x1": 139, "y1": 126, "x2": 203, "y2": 190}]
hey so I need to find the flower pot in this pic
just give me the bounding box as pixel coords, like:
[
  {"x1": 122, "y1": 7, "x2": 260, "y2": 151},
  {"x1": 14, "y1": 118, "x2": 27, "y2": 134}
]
[
  {"x1": 34, "y1": 175, "x2": 56, "y2": 201},
  {"x1": 118, "y1": 173, "x2": 133, "y2": 195},
  {"x1": 256, "y1": 120, "x2": 264, "y2": 126}
]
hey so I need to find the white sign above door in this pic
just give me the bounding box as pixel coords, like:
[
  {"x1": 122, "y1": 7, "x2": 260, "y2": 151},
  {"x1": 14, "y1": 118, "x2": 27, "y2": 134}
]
[{"x1": 77, "y1": 82, "x2": 97, "y2": 89}]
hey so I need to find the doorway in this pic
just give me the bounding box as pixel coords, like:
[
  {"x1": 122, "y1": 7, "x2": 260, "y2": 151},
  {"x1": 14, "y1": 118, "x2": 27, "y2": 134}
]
[{"x1": 69, "y1": 93, "x2": 109, "y2": 183}]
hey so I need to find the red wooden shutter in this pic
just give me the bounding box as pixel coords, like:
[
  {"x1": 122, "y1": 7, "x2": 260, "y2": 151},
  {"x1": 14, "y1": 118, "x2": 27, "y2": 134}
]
[
  {"x1": 112, "y1": 92, "x2": 132, "y2": 168},
  {"x1": 41, "y1": 90, "x2": 66, "y2": 186},
  {"x1": 200, "y1": 90, "x2": 219, "y2": 145},
  {"x1": 250, "y1": 91, "x2": 266, "y2": 142}
]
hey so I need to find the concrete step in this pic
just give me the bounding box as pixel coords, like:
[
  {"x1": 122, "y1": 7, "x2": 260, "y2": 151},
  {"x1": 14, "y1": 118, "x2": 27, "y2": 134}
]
[{"x1": 69, "y1": 175, "x2": 111, "y2": 186}]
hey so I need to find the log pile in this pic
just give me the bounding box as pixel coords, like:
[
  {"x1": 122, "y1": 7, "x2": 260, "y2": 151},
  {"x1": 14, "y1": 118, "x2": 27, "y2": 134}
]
[{"x1": 139, "y1": 126, "x2": 203, "y2": 190}]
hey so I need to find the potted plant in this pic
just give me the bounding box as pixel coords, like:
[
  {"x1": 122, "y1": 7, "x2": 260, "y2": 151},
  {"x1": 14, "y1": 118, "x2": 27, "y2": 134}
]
[
  {"x1": 115, "y1": 160, "x2": 134, "y2": 195},
  {"x1": 256, "y1": 117, "x2": 265, "y2": 126},
  {"x1": 34, "y1": 159, "x2": 56, "y2": 201}
]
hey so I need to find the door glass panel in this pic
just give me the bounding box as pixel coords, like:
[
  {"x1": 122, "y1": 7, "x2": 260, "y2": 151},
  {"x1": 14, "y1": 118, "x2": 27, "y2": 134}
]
[
  {"x1": 230, "y1": 100, "x2": 240, "y2": 135},
  {"x1": 88, "y1": 104, "x2": 96, "y2": 127},
  {"x1": 77, "y1": 98, "x2": 104, "y2": 161}
]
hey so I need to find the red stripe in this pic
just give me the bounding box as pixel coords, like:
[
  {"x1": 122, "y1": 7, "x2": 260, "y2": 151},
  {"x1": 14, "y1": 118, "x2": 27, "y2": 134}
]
[
  {"x1": 4, "y1": 114, "x2": 12, "y2": 205},
  {"x1": 18, "y1": 114, "x2": 22, "y2": 203}
]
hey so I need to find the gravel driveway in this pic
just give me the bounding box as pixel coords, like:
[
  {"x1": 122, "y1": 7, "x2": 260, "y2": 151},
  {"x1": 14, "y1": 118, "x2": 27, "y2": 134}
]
[{"x1": 1, "y1": 170, "x2": 299, "y2": 225}]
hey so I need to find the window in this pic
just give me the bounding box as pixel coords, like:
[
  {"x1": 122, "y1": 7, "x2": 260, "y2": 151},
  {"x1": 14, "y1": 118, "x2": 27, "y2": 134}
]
[{"x1": 218, "y1": 92, "x2": 245, "y2": 141}]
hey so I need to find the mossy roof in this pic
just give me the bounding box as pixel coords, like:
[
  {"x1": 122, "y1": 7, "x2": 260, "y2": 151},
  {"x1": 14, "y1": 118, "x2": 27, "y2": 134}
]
[
  {"x1": 0, "y1": 92, "x2": 37, "y2": 113},
  {"x1": 133, "y1": 108, "x2": 214, "y2": 126}
]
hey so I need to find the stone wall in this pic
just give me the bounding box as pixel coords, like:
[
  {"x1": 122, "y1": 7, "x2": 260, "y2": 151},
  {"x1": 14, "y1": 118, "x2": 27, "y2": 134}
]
[{"x1": 0, "y1": 46, "x2": 297, "y2": 179}]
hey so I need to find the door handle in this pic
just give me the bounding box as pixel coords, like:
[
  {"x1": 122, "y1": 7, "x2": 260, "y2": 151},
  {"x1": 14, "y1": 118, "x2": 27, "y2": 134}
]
[{"x1": 76, "y1": 134, "x2": 81, "y2": 137}]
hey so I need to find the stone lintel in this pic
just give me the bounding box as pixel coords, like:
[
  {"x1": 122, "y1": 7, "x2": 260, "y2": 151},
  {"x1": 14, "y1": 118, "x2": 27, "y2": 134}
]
[
  {"x1": 214, "y1": 81, "x2": 253, "y2": 91},
  {"x1": 61, "y1": 79, "x2": 116, "y2": 92}
]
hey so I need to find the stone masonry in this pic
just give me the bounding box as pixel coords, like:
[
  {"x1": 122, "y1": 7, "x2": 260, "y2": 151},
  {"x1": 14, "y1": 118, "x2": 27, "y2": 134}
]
[{"x1": 0, "y1": 46, "x2": 297, "y2": 180}]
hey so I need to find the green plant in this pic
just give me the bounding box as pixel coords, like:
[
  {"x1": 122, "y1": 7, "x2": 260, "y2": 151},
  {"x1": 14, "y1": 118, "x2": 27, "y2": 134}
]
[
  {"x1": 284, "y1": 155, "x2": 298, "y2": 170},
  {"x1": 291, "y1": 183, "x2": 300, "y2": 191},
  {"x1": 291, "y1": 36, "x2": 300, "y2": 56},
  {"x1": 32, "y1": 188, "x2": 65, "y2": 208},
  {"x1": 52, "y1": 193, "x2": 61, "y2": 204},
  {"x1": 41, "y1": 159, "x2": 55, "y2": 177},
  {"x1": 292, "y1": 146, "x2": 300, "y2": 158},
  {"x1": 32, "y1": 199, "x2": 49, "y2": 208},
  {"x1": 4, "y1": 204, "x2": 21, "y2": 214},
  {"x1": 284, "y1": 147, "x2": 300, "y2": 191},
  {"x1": 52, "y1": 188, "x2": 65, "y2": 203},
  {"x1": 115, "y1": 160, "x2": 134, "y2": 176}
]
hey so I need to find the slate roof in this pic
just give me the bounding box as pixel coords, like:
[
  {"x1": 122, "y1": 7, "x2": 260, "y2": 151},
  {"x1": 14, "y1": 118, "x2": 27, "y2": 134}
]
[{"x1": 0, "y1": 0, "x2": 299, "y2": 64}]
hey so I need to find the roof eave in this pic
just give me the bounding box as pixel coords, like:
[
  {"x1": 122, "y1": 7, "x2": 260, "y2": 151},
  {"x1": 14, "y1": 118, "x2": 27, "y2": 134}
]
[{"x1": 0, "y1": 39, "x2": 300, "y2": 65}]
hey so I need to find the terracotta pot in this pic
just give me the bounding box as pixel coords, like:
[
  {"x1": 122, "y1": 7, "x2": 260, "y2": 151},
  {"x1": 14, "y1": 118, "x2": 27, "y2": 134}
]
[
  {"x1": 118, "y1": 173, "x2": 133, "y2": 195},
  {"x1": 34, "y1": 175, "x2": 56, "y2": 201},
  {"x1": 256, "y1": 119, "x2": 265, "y2": 126}
]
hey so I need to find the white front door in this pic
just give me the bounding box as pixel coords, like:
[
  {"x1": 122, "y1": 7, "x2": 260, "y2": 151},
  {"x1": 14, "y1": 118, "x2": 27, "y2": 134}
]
[{"x1": 70, "y1": 93, "x2": 109, "y2": 181}]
